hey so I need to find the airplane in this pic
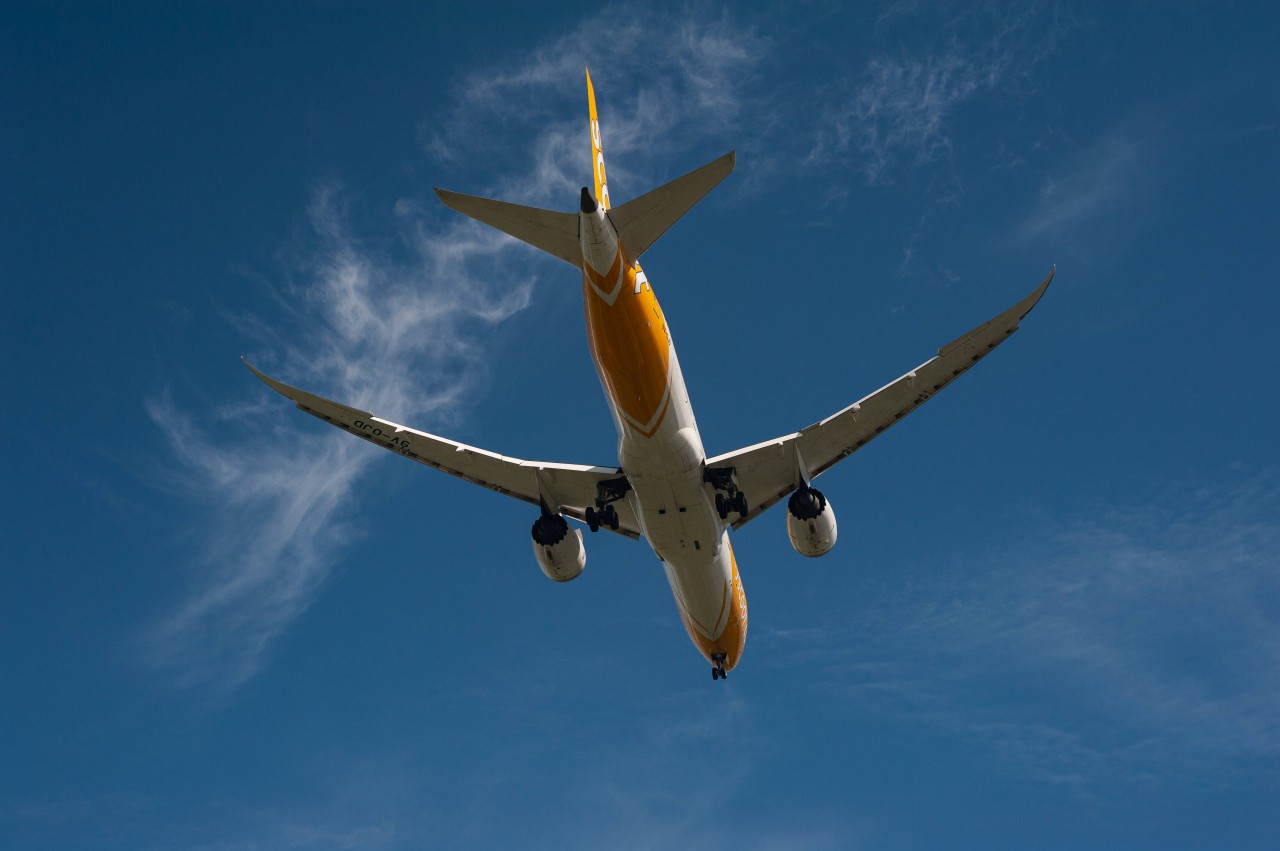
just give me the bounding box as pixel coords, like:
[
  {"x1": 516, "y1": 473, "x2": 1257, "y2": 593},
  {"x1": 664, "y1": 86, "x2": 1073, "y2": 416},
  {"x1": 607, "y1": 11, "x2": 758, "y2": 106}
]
[{"x1": 245, "y1": 69, "x2": 1052, "y2": 681}]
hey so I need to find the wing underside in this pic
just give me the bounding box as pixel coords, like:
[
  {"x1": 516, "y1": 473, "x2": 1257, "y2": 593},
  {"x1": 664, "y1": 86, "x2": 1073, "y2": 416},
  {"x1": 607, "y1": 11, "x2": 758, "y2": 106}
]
[
  {"x1": 708, "y1": 269, "x2": 1054, "y2": 529},
  {"x1": 243, "y1": 361, "x2": 641, "y2": 539}
]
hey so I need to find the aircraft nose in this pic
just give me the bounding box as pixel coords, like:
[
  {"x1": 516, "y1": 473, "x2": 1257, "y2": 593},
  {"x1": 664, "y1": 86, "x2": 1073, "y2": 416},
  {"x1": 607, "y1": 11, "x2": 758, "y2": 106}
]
[{"x1": 580, "y1": 187, "x2": 598, "y2": 214}]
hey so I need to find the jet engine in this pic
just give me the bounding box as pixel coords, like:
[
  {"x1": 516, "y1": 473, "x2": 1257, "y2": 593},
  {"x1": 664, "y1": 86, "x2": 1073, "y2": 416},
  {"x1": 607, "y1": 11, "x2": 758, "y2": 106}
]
[
  {"x1": 531, "y1": 513, "x2": 586, "y2": 582},
  {"x1": 786, "y1": 485, "x2": 838, "y2": 558}
]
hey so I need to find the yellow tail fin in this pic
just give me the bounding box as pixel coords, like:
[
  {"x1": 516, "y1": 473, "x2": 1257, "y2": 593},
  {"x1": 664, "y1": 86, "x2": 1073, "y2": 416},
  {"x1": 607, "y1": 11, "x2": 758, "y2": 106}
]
[{"x1": 586, "y1": 68, "x2": 610, "y2": 211}]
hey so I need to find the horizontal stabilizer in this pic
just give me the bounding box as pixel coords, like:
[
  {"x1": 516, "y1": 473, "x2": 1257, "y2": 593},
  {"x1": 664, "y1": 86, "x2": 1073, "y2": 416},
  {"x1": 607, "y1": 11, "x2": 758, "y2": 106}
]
[
  {"x1": 609, "y1": 151, "x2": 735, "y2": 260},
  {"x1": 434, "y1": 189, "x2": 581, "y2": 266}
]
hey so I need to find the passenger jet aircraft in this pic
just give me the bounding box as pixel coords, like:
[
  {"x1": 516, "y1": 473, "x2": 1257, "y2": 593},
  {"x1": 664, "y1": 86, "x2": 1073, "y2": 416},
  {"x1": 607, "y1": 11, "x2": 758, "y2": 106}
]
[{"x1": 246, "y1": 70, "x2": 1052, "y2": 680}]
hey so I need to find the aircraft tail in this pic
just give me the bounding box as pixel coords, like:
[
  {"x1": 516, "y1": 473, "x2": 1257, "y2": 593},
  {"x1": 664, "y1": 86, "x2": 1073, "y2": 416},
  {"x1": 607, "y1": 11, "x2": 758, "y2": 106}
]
[
  {"x1": 587, "y1": 69, "x2": 611, "y2": 211},
  {"x1": 587, "y1": 68, "x2": 734, "y2": 260},
  {"x1": 432, "y1": 70, "x2": 736, "y2": 266}
]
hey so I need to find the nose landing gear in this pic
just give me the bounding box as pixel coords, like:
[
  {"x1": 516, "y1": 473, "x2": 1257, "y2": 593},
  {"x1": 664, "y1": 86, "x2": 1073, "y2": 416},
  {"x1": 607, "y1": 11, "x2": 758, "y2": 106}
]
[{"x1": 710, "y1": 653, "x2": 728, "y2": 680}]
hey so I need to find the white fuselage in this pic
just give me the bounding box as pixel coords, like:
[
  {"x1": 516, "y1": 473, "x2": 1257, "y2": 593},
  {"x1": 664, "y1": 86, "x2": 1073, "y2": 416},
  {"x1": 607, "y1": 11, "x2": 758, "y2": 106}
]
[{"x1": 578, "y1": 203, "x2": 747, "y2": 669}]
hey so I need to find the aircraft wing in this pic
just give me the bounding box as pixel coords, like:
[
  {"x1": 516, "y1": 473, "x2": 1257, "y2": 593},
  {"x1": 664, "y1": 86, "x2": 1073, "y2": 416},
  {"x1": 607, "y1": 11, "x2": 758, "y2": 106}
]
[
  {"x1": 243, "y1": 360, "x2": 641, "y2": 539},
  {"x1": 707, "y1": 269, "x2": 1054, "y2": 530}
]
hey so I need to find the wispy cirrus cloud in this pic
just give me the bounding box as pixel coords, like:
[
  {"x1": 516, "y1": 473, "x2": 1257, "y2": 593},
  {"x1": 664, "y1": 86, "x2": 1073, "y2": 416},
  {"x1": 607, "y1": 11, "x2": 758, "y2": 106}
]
[
  {"x1": 1014, "y1": 126, "x2": 1145, "y2": 243},
  {"x1": 769, "y1": 470, "x2": 1280, "y2": 786},
  {"x1": 425, "y1": 3, "x2": 767, "y2": 205},
  {"x1": 144, "y1": 184, "x2": 537, "y2": 692},
  {"x1": 5, "y1": 687, "x2": 792, "y2": 850},
  {"x1": 144, "y1": 7, "x2": 767, "y2": 692},
  {"x1": 810, "y1": 2, "x2": 1070, "y2": 183}
]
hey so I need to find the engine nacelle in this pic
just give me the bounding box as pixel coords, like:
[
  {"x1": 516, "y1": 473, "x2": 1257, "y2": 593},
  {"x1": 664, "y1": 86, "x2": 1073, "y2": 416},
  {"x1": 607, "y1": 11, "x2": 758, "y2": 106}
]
[
  {"x1": 786, "y1": 486, "x2": 838, "y2": 558},
  {"x1": 531, "y1": 514, "x2": 586, "y2": 582}
]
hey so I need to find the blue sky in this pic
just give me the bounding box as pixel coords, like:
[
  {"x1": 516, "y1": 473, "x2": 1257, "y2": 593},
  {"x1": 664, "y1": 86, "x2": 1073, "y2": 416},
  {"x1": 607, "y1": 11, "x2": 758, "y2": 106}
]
[{"x1": 3, "y1": 1, "x2": 1278, "y2": 848}]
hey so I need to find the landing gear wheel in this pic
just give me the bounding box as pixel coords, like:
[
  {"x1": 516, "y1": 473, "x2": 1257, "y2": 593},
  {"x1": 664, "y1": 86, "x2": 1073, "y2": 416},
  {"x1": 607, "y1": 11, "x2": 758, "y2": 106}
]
[
  {"x1": 585, "y1": 506, "x2": 600, "y2": 533},
  {"x1": 711, "y1": 653, "x2": 728, "y2": 681},
  {"x1": 602, "y1": 503, "x2": 619, "y2": 531},
  {"x1": 734, "y1": 491, "x2": 748, "y2": 518},
  {"x1": 715, "y1": 492, "x2": 729, "y2": 520}
]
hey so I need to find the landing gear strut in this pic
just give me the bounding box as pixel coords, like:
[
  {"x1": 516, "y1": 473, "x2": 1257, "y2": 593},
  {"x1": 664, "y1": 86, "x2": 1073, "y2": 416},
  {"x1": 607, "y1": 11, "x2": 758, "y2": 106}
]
[
  {"x1": 585, "y1": 476, "x2": 630, "y2": 533},
  {"x1": 710, "y1": 653, "x2": 728, "y2": 680}
]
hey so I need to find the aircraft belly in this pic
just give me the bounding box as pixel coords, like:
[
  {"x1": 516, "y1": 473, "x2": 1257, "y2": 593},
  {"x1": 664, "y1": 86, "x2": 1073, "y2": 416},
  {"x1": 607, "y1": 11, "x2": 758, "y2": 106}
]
[
  {"x1": 632, "y1": 473, "x2": 720, "y2": 556},
  {"x1": 625, "y1": 440, "x2": 744, "y2": 659},
  {"x1": 662, "y1": 552, "x2": 733, "y2": 638},
  {"x1": 619, "y1": 358, "x2": 718, "y2": 559},
  {"x1": 659, "y1": 533, "x2": 747, "y2": 672}
]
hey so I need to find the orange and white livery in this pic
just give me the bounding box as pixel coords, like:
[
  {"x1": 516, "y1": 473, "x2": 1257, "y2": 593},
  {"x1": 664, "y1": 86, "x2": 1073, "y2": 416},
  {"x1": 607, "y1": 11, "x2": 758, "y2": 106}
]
[{"x1": 246, "y1": 70, "x2": 1051, "y2": 680}]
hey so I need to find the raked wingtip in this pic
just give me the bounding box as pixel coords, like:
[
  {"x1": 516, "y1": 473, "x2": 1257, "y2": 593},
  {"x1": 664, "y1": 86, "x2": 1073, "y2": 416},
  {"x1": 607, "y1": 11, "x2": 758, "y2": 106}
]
[
  {"x1": 1017, "y1": 266, "x2": 1056, "y2": 319},
  {"x1": 241, "y1": 357, "x2": 295, "y2": 400}
]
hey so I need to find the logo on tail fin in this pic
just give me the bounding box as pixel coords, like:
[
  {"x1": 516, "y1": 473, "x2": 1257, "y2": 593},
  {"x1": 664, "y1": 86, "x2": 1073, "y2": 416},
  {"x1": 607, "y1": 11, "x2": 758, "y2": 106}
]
[{"x1": 586, "y1": 68, "x2": 611, "y2": 211}]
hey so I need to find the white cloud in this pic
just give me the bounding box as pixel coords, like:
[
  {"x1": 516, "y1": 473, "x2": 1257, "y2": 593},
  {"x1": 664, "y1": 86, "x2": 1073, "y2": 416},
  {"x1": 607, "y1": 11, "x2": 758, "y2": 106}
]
[
  {"x1": 769, "y1": 470, "x2": 1280, "y2": 786},
  {"x1": 144, "y1": 5, "x2": 767, "y2": 693},
  {"x1": 425, "y1": 3, "x2": 766, "y2": 204},
  {"x1": 811, "y1": 2, "x2": 1069, "y2": 183},
  {"x1": 1015, "y1": 128, "x2": 1144, "y2": 241},
  {"x1": 144, "y1": 183, "x2": 536, "y2": 692}
]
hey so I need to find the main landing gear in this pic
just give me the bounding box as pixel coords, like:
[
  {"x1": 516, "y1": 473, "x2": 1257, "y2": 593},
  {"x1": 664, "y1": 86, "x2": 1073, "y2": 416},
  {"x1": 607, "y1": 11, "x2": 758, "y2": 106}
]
[
  {"x1": 711, "y1": 653, "x2": 728, "y2": 680},
  {"x1": 584, "y1": 503, "x2": 619, "y2": 533},
  {"x1": 705, "y1": 467, "x2": 749, "y2": 522},
  {"x1": 714, "y1": 490, "x2": 748, "y2": 521},
  {"x1": 585, "y1": 476, "x2": 630, "y2": 533}
]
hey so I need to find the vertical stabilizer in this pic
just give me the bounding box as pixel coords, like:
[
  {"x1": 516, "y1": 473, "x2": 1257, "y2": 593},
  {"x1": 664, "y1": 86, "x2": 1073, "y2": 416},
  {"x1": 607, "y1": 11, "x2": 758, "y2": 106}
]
[
  {"x1": 586, "y1": 68, "x2": 611, "y2": 211},
  {"x1": 584, "y1": 68, "x2": 734, "y2": 261}
]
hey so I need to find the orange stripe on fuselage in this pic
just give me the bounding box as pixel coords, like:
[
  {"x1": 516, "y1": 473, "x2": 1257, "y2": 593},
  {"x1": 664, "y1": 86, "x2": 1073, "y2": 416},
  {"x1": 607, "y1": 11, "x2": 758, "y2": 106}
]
[
  {"x1": 583, "y1": 252, "x2": 672, "y2": 438},
  {"x1": 582, "y1": 246, "x2": 622, "y2": 291},
  {"x1": 682, "y1": 578, "x2": 730, "y2": 639},
  {"x1": 675, "y1": 545, "x2": 749, "y2": 672}
]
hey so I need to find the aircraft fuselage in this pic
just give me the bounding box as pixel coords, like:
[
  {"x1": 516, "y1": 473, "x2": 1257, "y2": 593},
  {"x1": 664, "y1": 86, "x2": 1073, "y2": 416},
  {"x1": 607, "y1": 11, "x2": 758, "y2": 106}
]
[{"x1": 579, "y1": 196, "x2": 748, "y2": 672}]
